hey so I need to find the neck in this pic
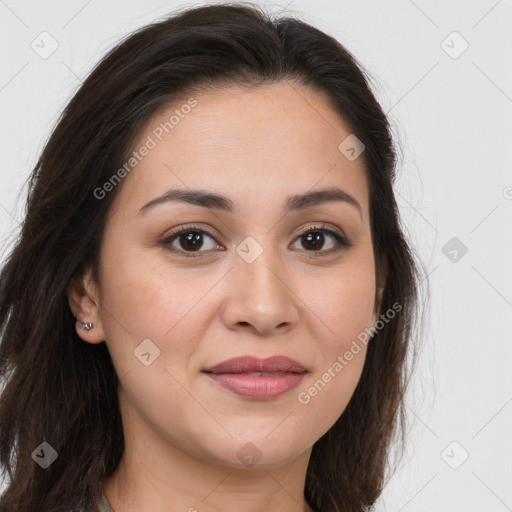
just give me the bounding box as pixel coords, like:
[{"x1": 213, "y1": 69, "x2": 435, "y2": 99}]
[{"x1": 102, "y1": 395, "x2": 315, "y2": 512}]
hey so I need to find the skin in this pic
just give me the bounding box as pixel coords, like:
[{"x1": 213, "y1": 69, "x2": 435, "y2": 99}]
[{"x1": 68, "y1": 80, "x2": 383, "y2": 512}]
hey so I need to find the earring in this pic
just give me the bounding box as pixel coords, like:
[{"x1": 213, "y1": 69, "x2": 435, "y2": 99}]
[{"x1": 77, "y1": 321, "x2": 93, "y2": 331}]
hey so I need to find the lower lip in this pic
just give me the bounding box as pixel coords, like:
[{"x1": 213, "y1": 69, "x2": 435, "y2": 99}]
[{"x1": 203, "y1": 372, "x2": 306, "y2": 400}]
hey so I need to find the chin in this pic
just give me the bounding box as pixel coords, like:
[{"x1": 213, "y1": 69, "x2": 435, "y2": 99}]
[{"x1": 203, "y1": 437, "x2": 309, "y2": 471}]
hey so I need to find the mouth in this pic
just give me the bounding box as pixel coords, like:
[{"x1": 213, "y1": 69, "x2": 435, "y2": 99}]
[
  {"x1": 202, "y1": 355, "x2": 307, "y2": 400},
  {"x1": 202, "y1": 355, "x2": 307, "y2": 374}
]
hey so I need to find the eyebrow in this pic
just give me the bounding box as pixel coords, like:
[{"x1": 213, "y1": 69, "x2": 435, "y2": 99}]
[{"x1": 138, "y1": 186, "x2": 362, "y2": 219}]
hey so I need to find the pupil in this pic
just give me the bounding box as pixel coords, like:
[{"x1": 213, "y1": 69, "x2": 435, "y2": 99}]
[
  {"x1": 180, "y1": 232, "x2": 203, "y2": 251},
  {"x1": 304, "y1": 232, "x2": 323, "y2": 250}
]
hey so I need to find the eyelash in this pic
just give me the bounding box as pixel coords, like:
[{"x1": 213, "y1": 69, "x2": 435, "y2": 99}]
[{"x1": 160, "y1": 223, "x2": 353, "y2": 258}]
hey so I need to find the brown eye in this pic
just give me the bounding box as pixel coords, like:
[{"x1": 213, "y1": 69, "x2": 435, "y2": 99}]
[
  {"x1": 291, "y1": 227, "x2": 352, "y2": 255},
  {"x1": 177, "y1": 231, "x2": 205, "y2": 251},
  {"x1": 300, "y1": 231, "x2": 328, "y2": 251},
  {"x1": 161, "y1": 226, "x2": 223, "y2": 257}
]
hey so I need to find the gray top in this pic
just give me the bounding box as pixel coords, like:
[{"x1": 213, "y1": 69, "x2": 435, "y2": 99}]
[{"x1": 99, "y1": 492, "x2": 114, "y2": 512}]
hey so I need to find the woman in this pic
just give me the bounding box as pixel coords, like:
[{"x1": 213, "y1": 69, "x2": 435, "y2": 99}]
[{"x1": 0, "y1": 3, "x2": 425, "y2": 511}]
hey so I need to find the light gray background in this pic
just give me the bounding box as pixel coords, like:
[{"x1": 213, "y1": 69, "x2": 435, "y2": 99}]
[{"x1": 1, "y1": 1, "x2": 511, "y2": 511}]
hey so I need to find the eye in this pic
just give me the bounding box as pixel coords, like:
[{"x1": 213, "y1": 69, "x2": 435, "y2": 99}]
[
  {"x1": 160, "y1": 225, "x2": 224, "y2": 257},
  {"x1": 160, "y1": 223, "x2": 352, "y2": 259},
  {"x1": 291, "y1": 224, "x2": 352, "y2": 255}
]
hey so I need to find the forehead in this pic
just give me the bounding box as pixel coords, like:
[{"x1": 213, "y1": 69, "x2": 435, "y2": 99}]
[{"x1": 111, "y1": 81, "x2": 369, "y2": 219}]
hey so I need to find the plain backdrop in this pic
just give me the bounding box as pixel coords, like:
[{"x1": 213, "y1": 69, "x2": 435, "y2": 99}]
[{"x1": 0, "y1": 1, "x2": 511, "y2": 511}]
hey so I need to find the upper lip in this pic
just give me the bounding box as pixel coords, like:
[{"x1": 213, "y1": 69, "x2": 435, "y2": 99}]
[{"x1": 202, "y1": 355, "x2": 307, "y2": 374}]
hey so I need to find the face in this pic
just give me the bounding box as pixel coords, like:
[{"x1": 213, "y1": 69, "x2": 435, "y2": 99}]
[{"x1": 70, "y1": 81, "x2": 381, "y2": 470}]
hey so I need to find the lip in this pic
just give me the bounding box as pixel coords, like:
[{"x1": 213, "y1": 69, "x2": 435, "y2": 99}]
[
  {"x1": 203, "y1": 355, "x2": 307, "y2": 374},
  {"x1": 202, "y1": 355, "x2": 307, "y2": 400}
]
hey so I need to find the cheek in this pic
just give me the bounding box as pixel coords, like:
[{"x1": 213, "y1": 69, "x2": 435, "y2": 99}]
[
  {"x1": 295, "y1": 350, "x2": 367, "y2": 443},
  {"x1": 99, "y1": 241, "x2": 220, "y2": 335},
  {"x1": 96, "y1": 247, "x2": 215, "y2": 435},
  {"x1": 322, "y1": 276, "x2": 376, "y2": 344},
  {"x1": 301, "y1": 253, "x2": 377, "y2": 349},
  {"x1": 291, "y1": 255, "x2": 375, "y2": 432},
  {"x1": 97, "y1": 242, "x2": 217, "y2": 377}
]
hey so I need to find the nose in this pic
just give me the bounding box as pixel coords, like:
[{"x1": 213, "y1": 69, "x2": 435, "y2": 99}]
[{"x1": 219, "y1": 251, "x2": 299, "y2": 336}]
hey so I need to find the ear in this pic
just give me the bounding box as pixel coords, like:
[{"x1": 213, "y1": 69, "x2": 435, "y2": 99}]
[{"x1": 67, "y1": 266, "x2": 106, "y2": 344}]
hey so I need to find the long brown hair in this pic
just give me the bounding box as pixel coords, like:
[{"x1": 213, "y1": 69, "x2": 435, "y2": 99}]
[{"x1": 0, "y1": 3, "x2": 426, "y2": 511}]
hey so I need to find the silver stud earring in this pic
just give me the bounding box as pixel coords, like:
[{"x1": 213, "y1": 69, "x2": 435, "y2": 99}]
[{"x1": 77, "y1": 321, "x2": 93, "y2": 331}]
